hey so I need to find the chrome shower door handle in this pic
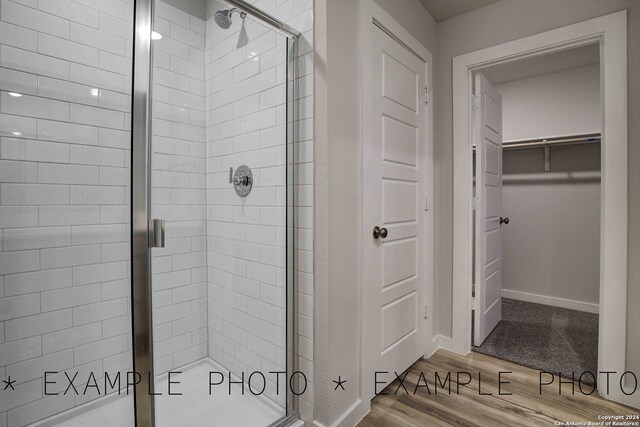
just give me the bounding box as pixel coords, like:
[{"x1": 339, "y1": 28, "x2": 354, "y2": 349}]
[{"x1": 151, "y1": 219, "x2": 165, "y2": 248}]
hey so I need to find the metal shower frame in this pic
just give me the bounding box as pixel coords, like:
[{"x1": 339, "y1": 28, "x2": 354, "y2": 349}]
[{"x1": 131, "y1": 0, "x2": 301, "y2": 425}]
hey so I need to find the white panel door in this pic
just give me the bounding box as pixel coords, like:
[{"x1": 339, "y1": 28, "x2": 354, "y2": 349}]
[
  {"x1": 473, "y1": 73, "x2": 503, "y2": 346},
  {"x1": 363, "y1": 24, "x2": 427, "y2": 396}
]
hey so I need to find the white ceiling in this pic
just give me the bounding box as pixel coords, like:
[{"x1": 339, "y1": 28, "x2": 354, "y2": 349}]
[
  {"x1": 419, "y1": 0, "x2": 500, "y2": 22},
  {"x1": 482, "y1": 43, "x2": 600, "y2": 85}
]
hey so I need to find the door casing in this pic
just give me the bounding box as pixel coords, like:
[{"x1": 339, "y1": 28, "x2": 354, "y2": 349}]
[{"x1": 451, "y1": 10, "x2": 631, "y2": 407}]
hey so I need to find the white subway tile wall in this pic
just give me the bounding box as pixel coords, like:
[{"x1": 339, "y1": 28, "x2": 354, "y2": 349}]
[
  {"x1": 0, "y1": 0, "x2": 134, "y2": 426},
  {"x1": 204, "y1": 0, "x2": 314, "y2": 418},
  {"x1": 0, "y1": 0, "x2": 313, "y2": 424},
  {"x1": 151, "y1": 1, "x2": 209, "y2": 377}
]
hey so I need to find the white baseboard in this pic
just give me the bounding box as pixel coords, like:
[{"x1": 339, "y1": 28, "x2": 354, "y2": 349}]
[
  {"x1": 313, "y1": 398, "x2": 370, "y2": 427},
  {"x1": 430, "y1": 335, "x2": 452, "y2": 357},
  {"x1": 501, "y1": 289, "x2": 599, "y2": 314}
]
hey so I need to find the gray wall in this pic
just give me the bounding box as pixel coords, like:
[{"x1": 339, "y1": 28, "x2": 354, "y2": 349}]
[
  {"x1": 497, "y1": 65, "x2": 601, "y2": 308},
  {"x1": 502, "y1": 146, "x2": 601, "y2": 307},
  {"x1": 434, "y1": 0, "x2": 640, "y2": 380},
  {"x1": 371, "y1": 0, "x2": 437, "y2": 53},
  {"x1": 497, "y1": 65, "x2": 601, "y2": 141}
]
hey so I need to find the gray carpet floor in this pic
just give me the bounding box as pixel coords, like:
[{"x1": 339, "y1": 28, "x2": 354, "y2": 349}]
[{"x1": 473, "y1": 298, "x2": 599, "y2": 383}]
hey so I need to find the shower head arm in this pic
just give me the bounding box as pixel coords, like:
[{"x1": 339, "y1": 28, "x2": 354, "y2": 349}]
[
  {"x1": 224, "y1": 0, "x2": 301, "y2": 38},
  {"x1": 229, "y1": 8, "x2": 247, "y2": 19}
]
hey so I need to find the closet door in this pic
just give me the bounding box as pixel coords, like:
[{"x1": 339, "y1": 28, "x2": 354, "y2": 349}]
[
  {"x1": 473, "y1": 73, "x2": 503, "y2": 346},
  {"x1": 362, "y1": 23, "x2": 428, "y2": 398}
]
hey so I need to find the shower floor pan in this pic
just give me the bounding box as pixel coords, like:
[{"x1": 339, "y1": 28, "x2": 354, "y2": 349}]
[{"x1": 35, "y1": 359, "x2": 283, "y2": 427}]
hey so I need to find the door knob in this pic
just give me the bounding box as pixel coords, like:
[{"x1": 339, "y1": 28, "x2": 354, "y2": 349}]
[
  {"x1": 500, "y1": 217, "x2": 510, "y2": 225},
  {"x1": 373, "y1": 226, "x2": 388, "y2": 239}
]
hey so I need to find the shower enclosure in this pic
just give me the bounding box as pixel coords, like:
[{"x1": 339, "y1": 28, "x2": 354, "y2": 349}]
[{"x1": 0, "y1": 0, "x2": 302, "y2": 425}]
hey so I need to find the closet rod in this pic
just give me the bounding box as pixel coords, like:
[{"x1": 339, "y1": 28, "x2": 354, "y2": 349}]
[{"x1": 502, "y1": 133, "x2": 601, "y2": 150}]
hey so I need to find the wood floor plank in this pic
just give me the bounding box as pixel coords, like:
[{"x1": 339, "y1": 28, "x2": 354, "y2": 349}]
[{"x1": 357, "y1": 350, "x2": 639, "y2": 427}]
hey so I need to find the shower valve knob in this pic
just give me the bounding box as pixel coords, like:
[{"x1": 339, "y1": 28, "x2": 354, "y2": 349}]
[
  {"x1": 233, "y1": 175, "x2": 249, "y2": 186},
  {"x1": 231, "y1": 165, "x2": 253, "y2": 197}
]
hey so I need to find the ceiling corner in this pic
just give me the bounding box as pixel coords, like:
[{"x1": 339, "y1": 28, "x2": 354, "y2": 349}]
[{"x1": 419, "y1": 0, "x2": 501, "y2": 23}]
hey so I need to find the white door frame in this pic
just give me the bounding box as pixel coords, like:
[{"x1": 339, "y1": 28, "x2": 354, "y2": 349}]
[
  {"x1": 451, "y1": 11, "x2": 629, "y2": 404},
  {"x1": 360, "y1": 0, "x2": 434, "y2": 403}
]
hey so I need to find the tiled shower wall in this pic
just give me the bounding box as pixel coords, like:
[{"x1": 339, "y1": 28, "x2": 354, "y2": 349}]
[
  {"x1": 0, "y1": 0, "x2": 313, "y2": 424},
  {"x1": 204, "y1": 2, "x2": 290, "y2": 407},
  {"x1": 0, "y1": 0, "x2": 134, "y2": 426},
  {"x1": 204, "y1": 0, "x2": 314, "y2": 417},
  {"x1": 150, "y1": 0, "x2": 315, "y2": 415},
  {"x1": 150, "y1": 1, "x2": 209, "y2": 376}
]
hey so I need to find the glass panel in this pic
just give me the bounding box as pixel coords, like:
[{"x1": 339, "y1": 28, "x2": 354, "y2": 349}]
[
  {"x1": 150, "y1": 1, "x2": 291, "y2": 425},
  {"x1": 0, "y1": 1, "x2": 135, "y2": 426}
]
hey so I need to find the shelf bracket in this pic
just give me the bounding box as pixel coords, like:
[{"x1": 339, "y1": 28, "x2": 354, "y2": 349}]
[{"x1": 543, "y1": 141, "x2": 550, "y2": 172}]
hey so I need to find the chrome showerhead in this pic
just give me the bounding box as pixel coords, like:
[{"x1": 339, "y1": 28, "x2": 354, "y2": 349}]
[
  {"x1": 214, "y1": 9, "x2": 232, "y2": 29},
  {"x1": 214, "y1": 8, "x2": 246, "y2": 29}
]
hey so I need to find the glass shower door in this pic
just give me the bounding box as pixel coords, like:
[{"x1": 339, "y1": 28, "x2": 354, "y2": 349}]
[
  {"x1": 0, "y1": 0, "x2": 301, "y2": 425},
  {"x1": 146, "y1": 0, "x2": 297, "y2": 425},
  {"x1": 0, "y1": 1, "x2": 136, "y2": 426}
]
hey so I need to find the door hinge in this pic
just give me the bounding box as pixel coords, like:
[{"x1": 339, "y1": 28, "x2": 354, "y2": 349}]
[
  {"x1": 472, "y1": 95, "x2": 481, "y2": 110},
  {"x1": 424, "y1": 195, "x2": 429, "y2": 211},
  {"x1": 472, "y1": 296, "x2": 479, "y2": 310},
  {"x1": 424, "y1": 304, "x2": 428, "y2": 319},
  {"x1": 473, "y1": 197, "x2": 480, "y2": 210},
  {"x1": 424, "y1": 86, "x2": 431, "y2": 104}
]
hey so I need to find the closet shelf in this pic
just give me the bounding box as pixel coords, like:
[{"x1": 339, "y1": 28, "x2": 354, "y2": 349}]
[
  {"x1": 473, "y1": 133, "x2": 601, "y2": 172},
  {"x1": 504, "y1": 133, "x2": 600, "y2": 172},
  {"x1": 502, "y1": 133, "x2": 601, "y2": 150}
]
